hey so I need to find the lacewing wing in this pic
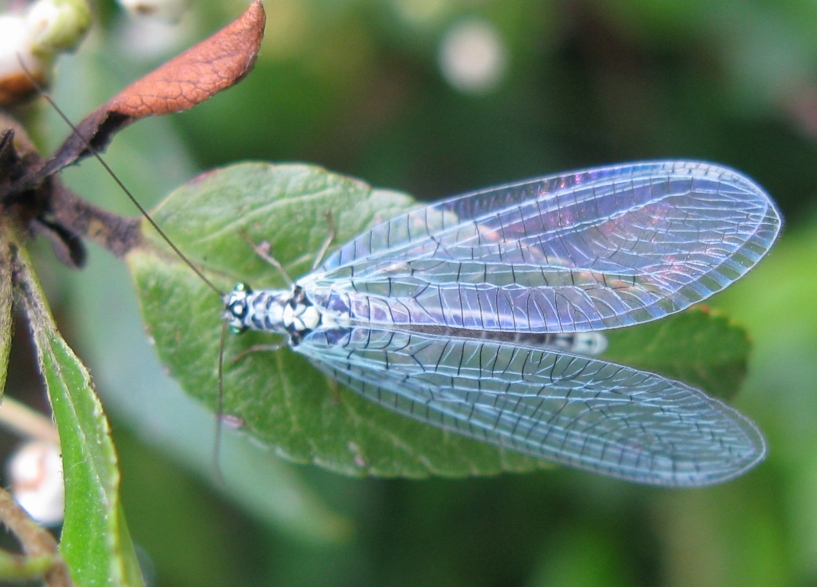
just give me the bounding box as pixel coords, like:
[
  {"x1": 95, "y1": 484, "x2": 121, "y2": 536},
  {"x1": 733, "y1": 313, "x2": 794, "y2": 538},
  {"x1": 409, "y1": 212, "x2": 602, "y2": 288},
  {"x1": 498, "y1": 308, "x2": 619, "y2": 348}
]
[{"x1": 221, "y1": 161, "x2": 780, "y2": 486}]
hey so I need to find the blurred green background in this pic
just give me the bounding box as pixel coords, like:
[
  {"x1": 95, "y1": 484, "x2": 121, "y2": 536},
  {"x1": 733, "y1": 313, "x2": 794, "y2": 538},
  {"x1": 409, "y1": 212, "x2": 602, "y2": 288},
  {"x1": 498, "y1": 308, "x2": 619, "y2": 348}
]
[{"x1": 11, "y1": 0, "x2": 817, "y2": 585}]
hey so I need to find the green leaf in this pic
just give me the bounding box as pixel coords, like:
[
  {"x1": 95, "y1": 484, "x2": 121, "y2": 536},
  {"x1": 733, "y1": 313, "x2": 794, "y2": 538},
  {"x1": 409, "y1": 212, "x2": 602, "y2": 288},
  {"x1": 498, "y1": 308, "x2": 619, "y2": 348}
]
[
  {"x1": 14, "y1": 240, "x2": 145, "y2": 587},
  {"x1": 128, "y1": 163, "x2": 545, "y2": 477},
  {"x1": 602, "y1": 308, "x2": 750, "y2": 401}
]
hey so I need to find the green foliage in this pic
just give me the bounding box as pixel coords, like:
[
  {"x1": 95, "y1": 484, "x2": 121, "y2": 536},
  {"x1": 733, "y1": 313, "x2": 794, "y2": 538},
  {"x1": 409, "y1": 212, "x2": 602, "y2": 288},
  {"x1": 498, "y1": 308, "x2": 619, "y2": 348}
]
[
  {"x1": 604, "y1": 308, "x2": 750, "y2": 401},
  {"x1": 13, "y1": 239, "x2": 143, "y2": 586}
]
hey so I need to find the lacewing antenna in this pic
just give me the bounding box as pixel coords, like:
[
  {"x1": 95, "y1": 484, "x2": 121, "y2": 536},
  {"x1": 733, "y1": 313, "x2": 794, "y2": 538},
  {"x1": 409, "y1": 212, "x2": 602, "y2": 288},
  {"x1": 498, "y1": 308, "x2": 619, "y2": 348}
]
[
  {"x1": 27, "y1": 77, "x2": 223, "y2": 295},
  {"x1": 24, "y1": 60, "x2": 233, "y2": 479}
]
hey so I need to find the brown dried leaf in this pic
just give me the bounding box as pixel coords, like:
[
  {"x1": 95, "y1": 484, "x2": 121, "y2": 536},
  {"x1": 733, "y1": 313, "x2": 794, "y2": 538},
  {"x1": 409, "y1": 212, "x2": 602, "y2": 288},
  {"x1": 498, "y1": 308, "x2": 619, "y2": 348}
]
[
  {"x1": 108, "y1": 0, "x2": 266, "y2": 117},
  {"x1": 44, "y1": 0, "x2": 266, "y2": 174},
  {"x1": 2, "y1": 5, "x2": 264, "y2": 266}
]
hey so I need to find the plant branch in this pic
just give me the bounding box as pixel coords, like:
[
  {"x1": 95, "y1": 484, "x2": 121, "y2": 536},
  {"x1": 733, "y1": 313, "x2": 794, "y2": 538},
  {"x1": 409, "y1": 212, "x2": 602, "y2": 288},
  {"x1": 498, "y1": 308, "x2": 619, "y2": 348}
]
[{"x1": 0, "y1": 488, "x2": 73, "y2": 586}]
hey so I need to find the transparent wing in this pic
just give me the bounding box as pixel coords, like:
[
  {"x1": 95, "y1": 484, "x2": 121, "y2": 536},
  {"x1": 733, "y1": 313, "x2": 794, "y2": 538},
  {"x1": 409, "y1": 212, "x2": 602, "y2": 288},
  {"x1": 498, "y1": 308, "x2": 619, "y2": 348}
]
[
  {"x1": 298, "y1": 326, "x2": 765, "y2": 486},
  {"x1": 304, "y1": 161, "x2": 780, "y2": 333}
]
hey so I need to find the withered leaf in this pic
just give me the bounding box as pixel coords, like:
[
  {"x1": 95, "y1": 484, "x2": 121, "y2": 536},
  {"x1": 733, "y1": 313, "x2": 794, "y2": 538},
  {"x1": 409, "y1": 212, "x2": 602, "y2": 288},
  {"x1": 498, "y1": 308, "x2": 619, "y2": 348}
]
[
  {"x1": 42, "y1": 0, "x2": 266, "y2": 176},
  {"x1": 0, "y1": 4, "x2": 264, "y2": 267}
]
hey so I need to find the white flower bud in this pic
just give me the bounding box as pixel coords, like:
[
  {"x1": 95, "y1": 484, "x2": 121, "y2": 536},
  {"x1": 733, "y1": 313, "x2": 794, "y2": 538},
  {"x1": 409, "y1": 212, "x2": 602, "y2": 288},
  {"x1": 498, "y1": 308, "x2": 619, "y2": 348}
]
[
  {"x1": 0, "y1": 14, "x2": 48, "y2": 104},
  {"x1": 8, "y1": 441, "x2": 65, "y2": 527},
  {"x1": 26, "y1": 0, "x2": 91, "y2": 55},
  {"x1": 0, "y1": 0, "x2": 90, "y2": 103}
]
